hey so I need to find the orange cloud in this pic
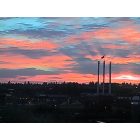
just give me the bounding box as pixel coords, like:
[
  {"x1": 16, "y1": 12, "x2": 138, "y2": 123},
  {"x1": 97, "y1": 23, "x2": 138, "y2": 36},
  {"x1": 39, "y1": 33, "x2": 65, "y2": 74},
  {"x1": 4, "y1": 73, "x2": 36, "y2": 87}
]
[
  {"x1": 94, "y1": 28, "x2": 116, "y2": 40},
  {"x1": 65, "y1": 25, "x2": 140, "y2": 47},
  {"x1": 65, "y1": 28, "x2": 116, "y2": 44},
  {"x1": 15, "y1": 73, "x2": 96, "y2": 83},
  {"x1": 1, "y1": 72, "x2": 140, "y2": 84},
  {"x1": 86, "y1": 54, "x2": 140, "y2": 64},
  {"x1": 0, "y1": 38, "x2": 58, "y2": 50},
  {"x1": 111, "y1": 73, "x2": 140, "y2": 83},
  {"x1": 116, "y1": 26, "x2": 140, "y2": 44},
  {"x1": 0, "y1": 54, "x2": 75, "y2": 69},
  {"x1": 1, "y1": 25, "x2": 140, "y2": 84}
]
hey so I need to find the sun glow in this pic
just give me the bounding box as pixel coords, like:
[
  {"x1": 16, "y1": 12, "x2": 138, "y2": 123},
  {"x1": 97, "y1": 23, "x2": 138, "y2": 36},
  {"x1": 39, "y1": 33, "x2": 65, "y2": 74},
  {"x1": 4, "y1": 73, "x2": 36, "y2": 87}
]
[{"x1": 114, "y1": 75, "x2": 140, "y2": 80}]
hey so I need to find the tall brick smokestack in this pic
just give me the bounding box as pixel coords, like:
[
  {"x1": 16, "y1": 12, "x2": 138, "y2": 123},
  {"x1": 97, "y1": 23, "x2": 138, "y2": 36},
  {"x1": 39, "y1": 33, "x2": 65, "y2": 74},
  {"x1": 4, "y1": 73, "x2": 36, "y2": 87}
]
[
  {"x1": 102, "y1": 60, "x2": 105, "y2": 94},
  {"x1": 97, "y1": 61, "x2": 100, "y2": 94},
  {"x1": 109, "y1": 61, "x2": 111, "y2": 94}
]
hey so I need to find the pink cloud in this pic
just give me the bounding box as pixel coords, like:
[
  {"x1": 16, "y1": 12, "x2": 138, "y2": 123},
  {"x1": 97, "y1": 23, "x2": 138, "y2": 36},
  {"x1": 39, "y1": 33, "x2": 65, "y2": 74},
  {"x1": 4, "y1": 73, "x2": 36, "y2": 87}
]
[
  {"x1": 0, "y1": 38, "x2": 58, "y2": 50},
  {"x1": 1, "y1": 72, "x2": 140, "y2": 84},
  {"x1": 0, "y1": 54, "x2": 75, "y2": 69},
  {"x1": 64, "y1": 25, "x2": 140, "y2": 47},
  {"x1": 86, "y1": 54, "x2": 140, "y2": 64},
  {"x1": 102, "y1": 45, "x2": 128, "y2": 50},
  {"x1": 14, "y1": 73, "x2": 96, "y2": 83}
]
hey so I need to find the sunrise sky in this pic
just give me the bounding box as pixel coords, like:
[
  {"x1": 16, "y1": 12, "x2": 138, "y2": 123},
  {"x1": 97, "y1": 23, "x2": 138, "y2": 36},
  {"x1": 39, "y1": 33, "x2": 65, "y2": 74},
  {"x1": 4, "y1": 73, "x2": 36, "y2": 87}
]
[{"x1": 0, "y1": 17, "x2": 140, "y2": 83}]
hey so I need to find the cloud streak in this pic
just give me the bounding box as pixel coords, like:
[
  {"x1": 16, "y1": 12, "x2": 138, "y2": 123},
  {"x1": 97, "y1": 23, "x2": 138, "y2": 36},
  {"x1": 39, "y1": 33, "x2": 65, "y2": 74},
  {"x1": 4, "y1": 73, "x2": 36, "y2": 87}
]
[{"x1": 1, "y1": 17, "x2": 140, "y2": 83}]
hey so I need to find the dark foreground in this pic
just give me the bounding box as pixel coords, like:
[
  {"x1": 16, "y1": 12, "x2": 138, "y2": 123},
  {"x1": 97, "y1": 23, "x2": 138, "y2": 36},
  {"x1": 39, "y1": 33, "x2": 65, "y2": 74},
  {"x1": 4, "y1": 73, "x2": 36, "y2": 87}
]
[
  {"x1": 1, "y1": 82, "x2": 140, "y2": 123},
  {"x1": 0, "y1": 94, "x2": 140, "y2": 123}
]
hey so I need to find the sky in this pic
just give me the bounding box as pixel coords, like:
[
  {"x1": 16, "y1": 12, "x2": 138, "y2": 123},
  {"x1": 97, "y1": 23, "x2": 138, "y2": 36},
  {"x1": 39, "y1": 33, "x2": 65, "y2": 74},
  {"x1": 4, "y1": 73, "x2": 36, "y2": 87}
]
[{"x1": 0, "y1": 17, "x2": 140, "y2": 83}]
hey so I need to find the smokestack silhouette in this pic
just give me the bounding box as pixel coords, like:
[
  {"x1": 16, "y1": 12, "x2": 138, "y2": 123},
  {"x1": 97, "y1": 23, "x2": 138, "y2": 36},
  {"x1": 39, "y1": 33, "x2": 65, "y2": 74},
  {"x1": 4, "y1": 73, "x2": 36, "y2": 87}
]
[
  {"x1": 102, "y1": 61, "x2": 105, "y2": 94},
  {"x1": 109, "y1": 61, "x2": 111, "y2": 94},
  {"x1": 96, "y1": 58, "x2": 111, "y2": 94},
  {"x1": 97, "y1": 61, "x2": 100, "y2": 94}
]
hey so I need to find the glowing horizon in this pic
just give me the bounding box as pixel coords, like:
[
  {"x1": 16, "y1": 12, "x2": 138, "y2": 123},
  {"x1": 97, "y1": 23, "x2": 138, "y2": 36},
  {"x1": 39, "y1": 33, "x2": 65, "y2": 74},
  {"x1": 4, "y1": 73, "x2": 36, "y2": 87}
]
[{"x1": 0, "y1": 17, "x2": 140, "y2": 83}]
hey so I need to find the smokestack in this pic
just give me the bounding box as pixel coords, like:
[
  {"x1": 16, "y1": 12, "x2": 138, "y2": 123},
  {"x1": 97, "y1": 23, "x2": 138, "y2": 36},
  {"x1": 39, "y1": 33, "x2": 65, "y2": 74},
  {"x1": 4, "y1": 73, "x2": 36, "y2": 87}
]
[
  {"x1": 102, "y1": 61, "x2": 105, "y2": 94},
  {"x1": 97, "y1": 61, "x2": 100, "y2": 94},
  {"x1": 109, "y1": 61, "x2": 111, "y2": 94}
]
